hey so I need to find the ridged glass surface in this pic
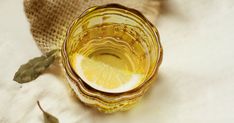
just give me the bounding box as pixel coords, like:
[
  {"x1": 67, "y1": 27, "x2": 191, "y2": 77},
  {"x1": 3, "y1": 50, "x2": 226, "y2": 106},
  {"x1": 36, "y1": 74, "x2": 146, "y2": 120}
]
[{"x1": 62, "y1": 4, "x2": 163, "y2": 113}]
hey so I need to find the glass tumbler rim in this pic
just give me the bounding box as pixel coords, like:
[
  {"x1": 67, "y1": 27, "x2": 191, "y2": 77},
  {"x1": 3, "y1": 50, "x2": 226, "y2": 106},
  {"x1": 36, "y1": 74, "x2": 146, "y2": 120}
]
[{"x1": 62, "y1": 3, "x2": 163, "y2": 94}]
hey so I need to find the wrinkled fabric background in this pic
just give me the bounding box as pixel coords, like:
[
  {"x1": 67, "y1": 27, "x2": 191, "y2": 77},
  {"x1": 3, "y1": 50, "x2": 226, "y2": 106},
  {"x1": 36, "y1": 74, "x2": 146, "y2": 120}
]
[{"x1": 1, "y1": 0, "x2": 234, "y2": 123}]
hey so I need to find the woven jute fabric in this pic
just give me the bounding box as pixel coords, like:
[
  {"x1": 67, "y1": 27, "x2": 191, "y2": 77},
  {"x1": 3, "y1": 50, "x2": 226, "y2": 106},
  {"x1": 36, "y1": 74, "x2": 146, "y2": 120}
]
[{"x1": 24, "y1": 0, "x2": 160, "y2": 53}]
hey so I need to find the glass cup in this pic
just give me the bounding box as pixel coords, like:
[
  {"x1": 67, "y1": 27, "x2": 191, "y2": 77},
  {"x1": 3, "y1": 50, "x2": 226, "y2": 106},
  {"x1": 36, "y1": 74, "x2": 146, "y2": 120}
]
[{"x1": 62, "y1": 4, "x2": 163, "y2": 113}]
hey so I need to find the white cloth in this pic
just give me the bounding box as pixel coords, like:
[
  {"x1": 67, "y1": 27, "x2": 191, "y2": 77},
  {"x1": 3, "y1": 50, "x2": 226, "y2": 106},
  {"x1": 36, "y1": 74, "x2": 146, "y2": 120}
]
[{"x1": 1, "y1": 0, "x2": 234, "y2": 122}]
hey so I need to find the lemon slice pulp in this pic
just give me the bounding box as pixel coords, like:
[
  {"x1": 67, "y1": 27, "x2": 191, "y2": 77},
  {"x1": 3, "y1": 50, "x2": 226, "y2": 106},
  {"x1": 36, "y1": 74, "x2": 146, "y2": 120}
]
[{"x1": 71, "y1": 55, "x2": 144, "y2": 93}]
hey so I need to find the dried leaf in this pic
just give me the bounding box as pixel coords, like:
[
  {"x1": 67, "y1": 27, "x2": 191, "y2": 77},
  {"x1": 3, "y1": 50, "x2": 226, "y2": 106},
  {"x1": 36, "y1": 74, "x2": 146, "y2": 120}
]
[
  {"x1": 13, "y1": 49, "x2": 60, "y2": 83},
  {"x1": 37, "y1": 101, "x2": 59, "y2": 123}
]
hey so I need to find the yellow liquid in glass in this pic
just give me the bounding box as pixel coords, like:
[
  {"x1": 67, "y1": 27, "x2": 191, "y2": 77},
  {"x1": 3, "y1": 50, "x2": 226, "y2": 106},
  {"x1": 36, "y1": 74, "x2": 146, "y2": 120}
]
[{"x1": 69, "y1": 23, "x2": 150, "y2": 91}]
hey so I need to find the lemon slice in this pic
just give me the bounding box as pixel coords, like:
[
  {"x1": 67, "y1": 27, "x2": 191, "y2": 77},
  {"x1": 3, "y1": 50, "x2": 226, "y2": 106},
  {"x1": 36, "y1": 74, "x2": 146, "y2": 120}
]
[{"x1": 71, "y1": 55, "x2": 144, "y2": 93}]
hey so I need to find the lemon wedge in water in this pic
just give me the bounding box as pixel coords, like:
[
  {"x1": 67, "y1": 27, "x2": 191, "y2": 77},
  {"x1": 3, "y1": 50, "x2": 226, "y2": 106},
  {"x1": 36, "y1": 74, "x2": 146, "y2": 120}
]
[{"x1": 71, "y1": 55, "x2": 144, "y2": 93}]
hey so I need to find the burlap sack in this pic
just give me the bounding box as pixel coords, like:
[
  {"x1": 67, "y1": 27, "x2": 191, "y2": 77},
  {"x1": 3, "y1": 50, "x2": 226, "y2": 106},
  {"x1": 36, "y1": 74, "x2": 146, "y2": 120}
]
[{"x1": 24, "y1": 0, "x2": 160, "y2": 53}]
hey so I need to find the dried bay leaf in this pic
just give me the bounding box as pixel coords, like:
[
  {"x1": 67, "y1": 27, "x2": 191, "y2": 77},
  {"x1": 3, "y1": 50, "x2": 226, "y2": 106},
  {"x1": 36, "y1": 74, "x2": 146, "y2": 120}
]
[
  {"x1": 37, "y1": 101, "x2": 59, "y2": 123},
  {"x1": 13, "y1": 49, "x2": 60, "y2": 83}
]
